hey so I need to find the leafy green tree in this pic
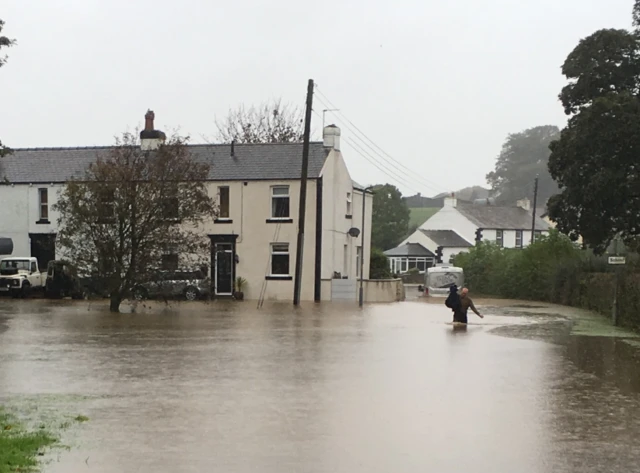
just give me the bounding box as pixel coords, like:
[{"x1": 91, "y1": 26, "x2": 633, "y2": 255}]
[
  {"x1": 559, "y1": 29, "x2": 640, "y2": 115},
  {"x1": 0, "y1": 19, "x2": 16, "y2": 158},
  {"x1": 371, "y1": 184, "x2": 410, "y2": 250},
  {"x1": 548, "y1": 92, "x2": 640, "y2": 253},
  {"x1": 548, "y1": 26, "x2": 640, "y2": 253},
  {"x1": 486, "y1": 126, "x2": 559, "y2": 204}
]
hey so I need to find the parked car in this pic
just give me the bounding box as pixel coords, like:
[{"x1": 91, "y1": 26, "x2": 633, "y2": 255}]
[
  {"x1": 0, "y1": 257, "x2": 47, "y2": 298},
  {"x1": 45, "y1": 260, "x2": 86, "y2": 300},
  {"x1": 132, "y1": 269, "x2": 211, "y2": 301}
]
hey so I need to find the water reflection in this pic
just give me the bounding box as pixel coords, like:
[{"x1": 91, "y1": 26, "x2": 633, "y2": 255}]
[{"x1": 0, "y1": 299, "x2": 639, "y2": 472}]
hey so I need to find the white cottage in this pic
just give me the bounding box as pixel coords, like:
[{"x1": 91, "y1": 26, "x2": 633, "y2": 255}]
[
  {"x1": 0, "y1": 112, "x2": 373, "y2": 302},
  {"x1": 388, "y1": 194, "x2": 551, "y2": 270}
]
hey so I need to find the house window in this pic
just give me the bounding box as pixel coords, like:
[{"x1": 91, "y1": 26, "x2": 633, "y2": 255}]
[
  {"x1": 343, "y1": 244, "x2": 348, "y2": 277},
  {"x1": 346, "y1": 192, "x2": 352, "y2": 215},
  {"x1": 516, "y1": 230, "x2": 523, "y2": 248},
  {"x1": 270, "y1": 243, "x2": 290, "y2": 276},
  {"x1": 162, "y1": 195, "x2": 180, "y2": 220},
  {"x1": 496, "y1": 230, "x2": 504, "y2": 247},
  {"x1": 356, "y1": 246, "x2": 362, "y2": 278},
  {"x1": 534, "y1": 230, "x2": 543, "y2": 239},
  {"x1": 38, "y1": 188, "x2": 49, "y2": 221},
  {"x1": 161, "y1": 253, "x2": 179, "y2": 271},
  {"x1": 97, "y1": 188, "x2": 115, "y2": 223},
  {"x1": 218, "y1": 186, "x2": 230, "y2": 219},
  {"x1": 271, "y1": 186, "x2": 290, "y2": 218}
]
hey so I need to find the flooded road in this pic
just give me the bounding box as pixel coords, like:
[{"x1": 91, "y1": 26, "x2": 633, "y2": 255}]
[{"x1": 1, "y1": 297, "x2": 640, "y2": 472}]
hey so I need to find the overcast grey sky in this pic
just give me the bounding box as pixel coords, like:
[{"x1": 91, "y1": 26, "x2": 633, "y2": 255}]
[{"x1": 0, "y1": 0, "x2": 634, "y2": 196}]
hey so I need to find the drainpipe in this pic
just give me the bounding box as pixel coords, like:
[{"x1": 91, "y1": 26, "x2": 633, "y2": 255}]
[{"x1": 359, "y1": 186, "x2": 373, "y2": 308}]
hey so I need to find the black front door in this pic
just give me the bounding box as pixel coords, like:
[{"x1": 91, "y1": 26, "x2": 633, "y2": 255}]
[
  {"x1": 215, "y1": 242, "x2": 233, "y2": 295},
  {"x1": 29, "y1": 233, "x2": 56, "y2": 270},
  {"x1": 209, "y1": 235, "x2": 238, "y2": 296}
]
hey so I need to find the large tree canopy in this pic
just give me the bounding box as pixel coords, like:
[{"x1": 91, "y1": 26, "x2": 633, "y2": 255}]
[
  {"x1": 214, "y1": 98, "x2": 304, "y2": 144},
  {"x1": 371, "y1": 184, "x2": 410, "y2": 251},
  {"x1": 54, "y1": 134, "x2": 218, "y2": 312},
  {"x1": 548, "y1": 92, "x2": 640, "y2": 253},
  {"x1": 559, "y1": 28, "x2": 640, "y2": 115},
  {"x1": 486, "y1": 125, "x2": 559, "y2": 205},
  {"x1": 548, "y1": 23, "x2": 640, "y2": 253},
  {"x1": 0, "y1": 19, "x2": 16, "y2": 158}
]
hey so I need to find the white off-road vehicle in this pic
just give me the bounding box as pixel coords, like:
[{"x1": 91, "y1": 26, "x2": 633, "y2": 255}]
[{"x1": 0, "y1": 257, "x2": 47, "y2": 298}]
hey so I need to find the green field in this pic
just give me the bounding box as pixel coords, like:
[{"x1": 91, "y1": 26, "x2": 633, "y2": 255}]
[{"x1": 409, "y1": 207, "x2": 439, "y2": 227}]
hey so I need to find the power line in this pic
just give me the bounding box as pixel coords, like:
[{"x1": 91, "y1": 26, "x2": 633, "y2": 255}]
[
  {"x1": 314, "y1": 85, "x2": 449, "y2": 194},
  {"x1": 312, "y1": 108, "x2": 426, "y2": 194}
]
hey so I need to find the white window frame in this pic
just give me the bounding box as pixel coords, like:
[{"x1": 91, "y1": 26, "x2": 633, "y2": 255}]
[
  {"x1": 270, "y1": 243, "x2": 290, "y2": 277},
  {"x1": 515, "y1": 230, "x2": 523, "y2": 248},
  {"x1": 346, "y1": 192, "x2": 352, "y2": 215},
  {"x1": 271, "y1": 186, "x2": 290, "y2": 219},
  {"x1": 38, "y1": 188, "x2": 49, "y2": 221},
  {"x1": 496, "y1": 230, "x2": 504, "y2": 247}
]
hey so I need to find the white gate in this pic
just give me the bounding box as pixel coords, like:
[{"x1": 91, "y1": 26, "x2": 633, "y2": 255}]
[{"x1": 331, "y1": 279, "x2": 357, "y2": 301}]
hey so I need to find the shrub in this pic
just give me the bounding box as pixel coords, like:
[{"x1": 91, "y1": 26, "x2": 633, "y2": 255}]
[{"x1": 370, "y1": 248, "x2": 391, "y2": 279}]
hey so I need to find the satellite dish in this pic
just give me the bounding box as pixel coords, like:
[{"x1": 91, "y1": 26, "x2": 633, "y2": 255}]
[{"x1": 348, "y1": 227, "x2": 361, "y2": 238}]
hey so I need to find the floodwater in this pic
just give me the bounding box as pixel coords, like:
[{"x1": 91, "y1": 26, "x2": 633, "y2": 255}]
[{"x1": 1, "y1": 294, "x2": 640, "y2": 472}]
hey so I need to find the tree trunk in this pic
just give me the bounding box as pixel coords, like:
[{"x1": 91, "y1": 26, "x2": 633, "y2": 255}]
[{"x1": 109, "y1": 293, "x2": 122, "y2": 313}]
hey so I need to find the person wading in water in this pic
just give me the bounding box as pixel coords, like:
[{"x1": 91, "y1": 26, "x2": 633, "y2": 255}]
[
  {"x1": 445, "y1": 285, "x2": 461, "y2": 322},
  {"x1": 454, "y1": 287, "x2": 483, "y2": 324}
]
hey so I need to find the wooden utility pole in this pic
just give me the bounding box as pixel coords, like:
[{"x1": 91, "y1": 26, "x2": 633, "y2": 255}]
[
  {"x1": 293, "y1": 79, "x2": 314, "y2": 306},
  {"x1": 530, "y1": 175, "x2": 539, "y2": 244}
]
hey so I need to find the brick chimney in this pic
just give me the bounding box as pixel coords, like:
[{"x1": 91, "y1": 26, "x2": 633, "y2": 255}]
[
  {"x1": 145, "y1": 110, "x2": 155, "y2": 132},
  {"x1": 140, "y1": 109, "x2": 167, "y2": 151}
]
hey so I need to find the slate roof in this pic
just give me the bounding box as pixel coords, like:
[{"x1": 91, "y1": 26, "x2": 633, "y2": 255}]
[
  {"x1": 455, "y1": 203, "x2": 550, "y2": 230},
  {"x1": 419, "y1": 230, "x2": 473, "y2": 248},
  {"x1": 0, "y1": 142, "x2": 329, "y2": 183},
  {"x1": 384, "y1": 243, "x2": 435, "y2": 257}
]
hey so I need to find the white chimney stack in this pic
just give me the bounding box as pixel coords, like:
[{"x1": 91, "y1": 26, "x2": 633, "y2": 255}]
[
  {"x1": 323, "y1": 125, "x2": 341, "y2": 151},
  {"x1": 444, "y1": 192, "x2": 457, "y2": 208},
  {"x1": 517, "y1": 198, "x2": 531, "y2": 211}
]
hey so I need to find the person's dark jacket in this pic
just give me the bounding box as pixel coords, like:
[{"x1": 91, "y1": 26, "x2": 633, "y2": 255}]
[{"x1": 444, "y1": 286, "x2": 460, "y2": 311}]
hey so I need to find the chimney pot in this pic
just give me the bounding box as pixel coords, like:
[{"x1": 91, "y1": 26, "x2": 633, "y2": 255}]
[{"x1": 231, "y1": 140, "x2": 235, "y2": 157}]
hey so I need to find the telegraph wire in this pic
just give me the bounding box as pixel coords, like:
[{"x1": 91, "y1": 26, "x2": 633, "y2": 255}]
[{"x1": 314, "y1": 85, "x2": 450, "y2": 195}]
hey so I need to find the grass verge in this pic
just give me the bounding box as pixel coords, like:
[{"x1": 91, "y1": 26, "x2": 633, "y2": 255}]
[{"x1": 0, "y1": 408, "x2": 58, "y2": 473}]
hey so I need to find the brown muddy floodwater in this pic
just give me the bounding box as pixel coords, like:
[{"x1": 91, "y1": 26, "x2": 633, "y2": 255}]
[{"x1": 1, "y1": 295, "x2": 640, "y2": 472}]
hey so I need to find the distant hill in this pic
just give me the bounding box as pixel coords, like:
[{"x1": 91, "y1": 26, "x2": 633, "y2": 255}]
[
  {"x1": 404, "y1": 186, "x2": 491, "y2": 209},
  {"x1": 432, "y1": 186, "x2": 491, "y2": 202}
]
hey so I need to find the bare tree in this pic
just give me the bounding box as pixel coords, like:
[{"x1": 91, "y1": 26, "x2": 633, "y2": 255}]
[
  {"x1": 1, "y1": 19, "x2": 16, "y2": 158},
  {"x1": 54, "y1": 133, "x2": 218, "y2": 312},
  {"x1": 214, "y1": 98, "x2": 304, "y2": 143}
]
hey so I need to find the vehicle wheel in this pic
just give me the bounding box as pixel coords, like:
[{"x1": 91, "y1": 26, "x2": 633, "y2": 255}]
[
  {"x1": 21, "y1": 283, "x2": 31, "y2": 299},
  {"x1": 132, "y1": 287, "x2": 148, "y2": 301},
  {"x1": 184, "y1": 286, "x2": 199, "y2": 301}
]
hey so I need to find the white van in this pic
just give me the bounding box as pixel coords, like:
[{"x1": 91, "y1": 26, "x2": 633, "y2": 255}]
[{"x1": 424, "y1": 265, "x2": 464, "y2": 297}]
